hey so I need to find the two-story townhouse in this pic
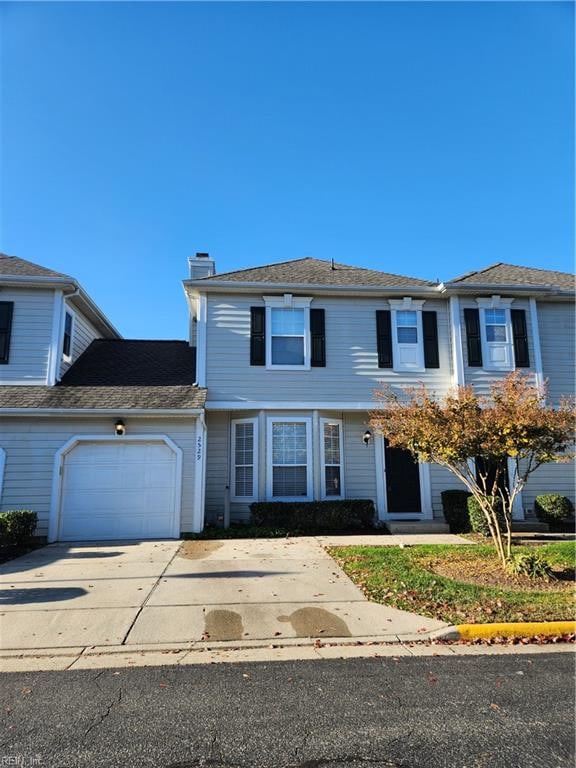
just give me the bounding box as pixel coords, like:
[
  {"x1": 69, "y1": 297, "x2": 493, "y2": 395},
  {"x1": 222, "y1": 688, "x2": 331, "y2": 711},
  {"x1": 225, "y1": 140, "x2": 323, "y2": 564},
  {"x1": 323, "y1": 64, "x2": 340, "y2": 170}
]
[
  {"x1": 442, "y1": 262, "x2": 575, "y2": 517},
  {"x1": 0, "y1": 254, "x2": 207, "y2": 541},
  {"x1": 185, "y1": 254, "x2": 574, "y2": 532},
  {"x1": 1, "y1": 252, "x2": 573, "y2": 542}
]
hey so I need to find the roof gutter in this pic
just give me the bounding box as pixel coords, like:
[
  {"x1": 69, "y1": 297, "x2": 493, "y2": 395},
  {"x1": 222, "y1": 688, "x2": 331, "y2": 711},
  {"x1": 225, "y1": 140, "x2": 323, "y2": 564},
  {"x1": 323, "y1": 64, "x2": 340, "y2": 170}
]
[
  {"x1": 183, "y1": 280, "x2": 442, "y2": 297},
  {"x1": 0, "y1": 274, "x2": 122, "y2": 338},
  {"x1": 0, "y1": 408, "x2": 205, "y2": 417},
  {"x1": 440, "y1": 282, "x2": 575, "y2": 298}
]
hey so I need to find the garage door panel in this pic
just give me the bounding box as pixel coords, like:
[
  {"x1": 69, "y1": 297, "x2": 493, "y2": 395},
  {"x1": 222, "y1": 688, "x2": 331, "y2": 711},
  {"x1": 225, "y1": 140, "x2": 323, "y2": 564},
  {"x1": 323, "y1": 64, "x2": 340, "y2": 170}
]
[{"x1": 59, "y1": 441, "x2": 179, "y2": 541}]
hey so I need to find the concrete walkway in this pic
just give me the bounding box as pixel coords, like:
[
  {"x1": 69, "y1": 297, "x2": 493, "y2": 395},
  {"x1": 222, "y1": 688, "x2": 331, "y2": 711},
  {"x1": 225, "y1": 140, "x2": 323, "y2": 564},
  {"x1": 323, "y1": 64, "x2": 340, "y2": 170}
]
[{"x1": 0, "y1": 537, "x2": 453, "y2": 654}]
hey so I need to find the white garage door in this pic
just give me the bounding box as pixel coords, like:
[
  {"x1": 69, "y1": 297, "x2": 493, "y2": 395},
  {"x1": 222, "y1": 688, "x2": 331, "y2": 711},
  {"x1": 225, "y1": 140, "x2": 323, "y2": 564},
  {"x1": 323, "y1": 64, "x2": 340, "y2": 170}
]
[{"x1": 59, "y1": 441, "x2": 179, "y2": 541}]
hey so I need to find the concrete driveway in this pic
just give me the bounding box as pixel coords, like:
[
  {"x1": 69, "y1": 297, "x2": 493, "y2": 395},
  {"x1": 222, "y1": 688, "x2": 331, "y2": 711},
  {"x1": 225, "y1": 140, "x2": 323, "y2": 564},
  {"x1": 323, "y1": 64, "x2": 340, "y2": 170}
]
[{"x1": 0, "y1": 538, "x2": 447, "y2": 651}]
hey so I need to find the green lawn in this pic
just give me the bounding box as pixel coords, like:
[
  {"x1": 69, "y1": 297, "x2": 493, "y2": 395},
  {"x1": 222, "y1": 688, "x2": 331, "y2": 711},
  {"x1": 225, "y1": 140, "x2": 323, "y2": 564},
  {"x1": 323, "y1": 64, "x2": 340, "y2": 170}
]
[{"x1": 328, "y1": 542, "x2": 575, "y2": 625}]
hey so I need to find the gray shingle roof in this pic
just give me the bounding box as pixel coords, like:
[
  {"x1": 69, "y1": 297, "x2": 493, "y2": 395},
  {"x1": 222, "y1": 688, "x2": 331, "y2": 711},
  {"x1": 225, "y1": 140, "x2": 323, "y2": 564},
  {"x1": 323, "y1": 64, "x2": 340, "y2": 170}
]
[
  {"x1": 197, "y1": 257, "x2": 435, "y2": 287},
  {"x1": 0, "y1": 253, "x2": 73, "y2": 280},
  {"x1": 449, "y1": 263, "x2": 574, "y2": 291},
  {"x1": 60, "y1": 340, "x2": 197, "y2": 386},
  {"x1": 0, "y1": 340, "x2": 206, "y2": 410},
  {"x1": 0, "y1": 385, "x2": 206, "y2": 410}
]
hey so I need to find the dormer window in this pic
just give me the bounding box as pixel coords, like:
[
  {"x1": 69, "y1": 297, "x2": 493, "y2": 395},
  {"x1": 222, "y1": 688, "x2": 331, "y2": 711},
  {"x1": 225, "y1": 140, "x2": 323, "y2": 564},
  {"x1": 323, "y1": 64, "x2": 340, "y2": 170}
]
[{"x1": 62, "y1": 311, "x2": 74, "y2": 361}]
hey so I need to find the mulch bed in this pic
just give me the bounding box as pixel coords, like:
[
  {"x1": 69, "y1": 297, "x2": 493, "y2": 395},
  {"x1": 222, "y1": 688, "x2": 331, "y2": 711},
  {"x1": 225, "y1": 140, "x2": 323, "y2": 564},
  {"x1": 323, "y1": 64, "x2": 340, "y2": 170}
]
[
  {"x1": 0, "y1": 540, "x2": 45, "y2": 565},
  {"x1": 420, "y1": 551, "x2": 574, "y2": 592}
]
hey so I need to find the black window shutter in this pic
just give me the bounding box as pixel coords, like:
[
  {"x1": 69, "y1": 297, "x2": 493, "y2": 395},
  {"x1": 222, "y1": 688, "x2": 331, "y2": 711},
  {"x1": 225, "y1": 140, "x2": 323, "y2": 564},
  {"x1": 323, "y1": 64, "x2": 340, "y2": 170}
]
[
  {"x1": 511, "y1": 309, "x2": 530, "y2": 367},
  {"x1": 310, "y1": 308, "x2": 326, "y2": 367},
  {"x1": 250, "y1": 307, "x2": 266, "y2": 366},
  {"x1": 0, "y1": 301, "x2": 14, "y2": 364},
  {"x1": 422, "y1": 311, "x2": 439, "y2": 368},
  {"x1": 376, "y1": 310, "x2": 393, "y2": 368},
  {"x1": 464, "y1": 308, "x2": 483, "y2": 367}
]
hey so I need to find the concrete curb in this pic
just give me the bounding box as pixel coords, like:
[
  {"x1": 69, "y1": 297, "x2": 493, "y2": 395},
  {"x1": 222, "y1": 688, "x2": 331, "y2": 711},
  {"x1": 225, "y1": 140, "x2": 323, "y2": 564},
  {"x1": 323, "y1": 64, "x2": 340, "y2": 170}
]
[
  {"x1": 0, "y1": 636, "x2": 574, "y2": 672},
  {"x1": 432, "y1": 620, "x2": 576, "y2": 642}
]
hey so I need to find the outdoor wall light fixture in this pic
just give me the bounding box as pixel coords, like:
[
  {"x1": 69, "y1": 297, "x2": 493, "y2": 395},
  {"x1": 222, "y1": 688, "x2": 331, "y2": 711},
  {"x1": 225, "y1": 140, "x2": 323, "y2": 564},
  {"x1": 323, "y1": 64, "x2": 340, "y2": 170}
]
[
  {"x1": 114, "y1": 420, "x2": 126, "y2": 437},
  {"x1": 362, "y1": 430, "x2": 372, "y2": 446}
]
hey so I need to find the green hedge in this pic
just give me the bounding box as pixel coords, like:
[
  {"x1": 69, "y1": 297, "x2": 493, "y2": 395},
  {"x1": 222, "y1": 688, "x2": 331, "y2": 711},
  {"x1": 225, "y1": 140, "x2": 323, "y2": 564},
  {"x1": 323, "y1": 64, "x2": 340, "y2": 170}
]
[
  {"x1": 534, "y1": 494, "x2": 574, "y2": 528},
  {"x1": 0, "y1": 510, "x2": 37, "y2": 546},
  {"x1": 250, "y1": 500, "x2": 376, "y2": 532},
  {"x1": 441, "y1": 490, "x2": 472, "y2": 533},
  {"x1": 467, "y1": 496, "x2": 506, "y2": 537}
]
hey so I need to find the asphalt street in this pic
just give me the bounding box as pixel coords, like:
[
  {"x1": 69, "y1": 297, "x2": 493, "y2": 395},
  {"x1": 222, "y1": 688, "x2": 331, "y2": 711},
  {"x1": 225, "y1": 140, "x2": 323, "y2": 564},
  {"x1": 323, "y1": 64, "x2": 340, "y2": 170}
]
[{"x1": 1, "y1": 652, "x2": 574, "y2": 768}]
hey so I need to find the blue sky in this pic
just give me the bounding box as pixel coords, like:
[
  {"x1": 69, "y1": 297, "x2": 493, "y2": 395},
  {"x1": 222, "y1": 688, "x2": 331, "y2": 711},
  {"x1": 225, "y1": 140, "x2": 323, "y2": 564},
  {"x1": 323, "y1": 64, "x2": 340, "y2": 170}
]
[{"x1": 1, "y1": 1, "x2": 573, "y2": 339}]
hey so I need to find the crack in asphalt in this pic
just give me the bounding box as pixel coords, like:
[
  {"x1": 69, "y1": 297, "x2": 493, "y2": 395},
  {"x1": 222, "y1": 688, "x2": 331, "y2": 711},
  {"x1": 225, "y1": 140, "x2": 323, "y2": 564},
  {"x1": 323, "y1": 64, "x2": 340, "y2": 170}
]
[
  {"x1": 165, "y1": 758, "x2": 404, "y2": 768},
  {"x1": 83, "y1": 688, "x2": 122, "y2": 739}
]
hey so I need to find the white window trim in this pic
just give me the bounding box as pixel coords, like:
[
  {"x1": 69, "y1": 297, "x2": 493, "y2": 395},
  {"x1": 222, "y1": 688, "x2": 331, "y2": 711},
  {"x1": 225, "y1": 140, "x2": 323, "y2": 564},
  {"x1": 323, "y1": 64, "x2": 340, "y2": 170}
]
[
  {"x1": 195, "y1": 294, "x2": 208, "y2": 387},
  {"x1": 389, "y1": 297, "x2": 425, "y2": 373},
  {"x1": 48, "y1": 289, "x2": 64, "y2": 385},
  {"x1": 263, "y1": 295, "x2": 313, "y2": 371},
  {"x1": 266, "y1": 416, "x2": 313, "y2": 501},
  {"x1": 62, "y1": 307, "x2": 76, "y2": 364},
  {"x1": 320, "y1": 417, "x2": 345, "y2": 500},
  {"x1": 0, "y1": 447, "x2": 5, "y2": 502},
  {"x1": 230, "y1": 417, "x2": 259, "y2": 502},
  {"x1": 476, "y1": 296, "x2": 515, "y2": 372}
]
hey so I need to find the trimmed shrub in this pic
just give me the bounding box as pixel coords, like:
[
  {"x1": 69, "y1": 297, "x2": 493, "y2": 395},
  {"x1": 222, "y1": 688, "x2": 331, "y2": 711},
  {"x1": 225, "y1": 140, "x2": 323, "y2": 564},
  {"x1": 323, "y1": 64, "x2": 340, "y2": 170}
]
[
  {"x1": 250, "y1": 499, "x2": 376, "y2": 532},
  {"x1": 534, "y1": 494, "x2": 574, "y2": 529},
  {"x1": 467, "y1": 496, "x2": 506, "y2": 537},
  {"x1": 0, "y1": 510, "x2": 37, "y2": 546},
  {"x1": 506, "y1": 552, "x2": 554, "y2": 581},
  {"x1": 441, "y1": 490, "x2": 472, "y2": 533}
]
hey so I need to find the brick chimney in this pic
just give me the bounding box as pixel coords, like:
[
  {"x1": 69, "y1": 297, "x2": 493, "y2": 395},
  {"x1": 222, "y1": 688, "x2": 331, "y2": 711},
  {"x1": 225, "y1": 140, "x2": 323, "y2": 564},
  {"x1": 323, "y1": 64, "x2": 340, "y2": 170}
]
[{"x1": 188, "y1": 252, "x2": 216, "y2": 280}]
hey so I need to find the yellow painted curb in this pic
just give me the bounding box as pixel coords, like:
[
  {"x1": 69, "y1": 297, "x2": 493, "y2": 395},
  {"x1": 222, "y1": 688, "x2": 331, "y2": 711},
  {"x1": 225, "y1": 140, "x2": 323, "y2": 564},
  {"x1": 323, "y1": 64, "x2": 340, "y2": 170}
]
[{"x1": 456, "y1": 621, "x2": 576, "y2": 641}]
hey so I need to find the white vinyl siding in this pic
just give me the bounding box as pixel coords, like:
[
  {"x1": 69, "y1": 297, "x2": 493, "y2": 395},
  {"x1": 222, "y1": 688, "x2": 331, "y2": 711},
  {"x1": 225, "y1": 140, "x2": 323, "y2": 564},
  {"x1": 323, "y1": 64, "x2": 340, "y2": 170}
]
[
  {"x1": 538, "y1": 302, "x2": 575, "y2": 406},
  {"x1": 59, "y1": 305, "x2": 101, "y2": 377},
  {"x1": 0, "y1": 288, "x2": 54, "y2": 384},
  {"x1": 321, "y1": 418, "x2": 344, "y2": 498},
  {"x1": 205, "y1": 294, "x2": 452, "y2": 403},
  {"x1": 522, "y1": 460, "x2": 576, "y2": 517},
  {"x1": 230, "y1": 418, "x2": 258, "y2": 501},
  {"x1": 0, "y1": 417, "x2": 198, "y2": 537}
]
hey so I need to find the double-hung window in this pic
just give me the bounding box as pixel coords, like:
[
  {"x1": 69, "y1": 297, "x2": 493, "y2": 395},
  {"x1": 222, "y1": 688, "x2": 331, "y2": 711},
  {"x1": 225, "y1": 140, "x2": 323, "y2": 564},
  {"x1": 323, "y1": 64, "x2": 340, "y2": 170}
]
[
  {"x1": 271, "y1": 308, "x2": 306, "y2": 366},
  {"x1": 484, "y1": 309, "x2": 507, "y2": 343},
  {"x1": 477, "y1": 298, "x2": 514, "y2": 371},
  {"x1": 267, "y1": 418, "x2": 312, "y2": 500},
  {"x1": 389, "y1": 299, "x2": 425, "y2": 372},
  {"x1": 230, "y1": 418, "x2": 258, "y2": 501},
  {"x1": 321, "y1": 419, "x2": 344, "y2": 498},
  {"x1": 264, "y1": 296, "x2": 312, "y2": 369}
]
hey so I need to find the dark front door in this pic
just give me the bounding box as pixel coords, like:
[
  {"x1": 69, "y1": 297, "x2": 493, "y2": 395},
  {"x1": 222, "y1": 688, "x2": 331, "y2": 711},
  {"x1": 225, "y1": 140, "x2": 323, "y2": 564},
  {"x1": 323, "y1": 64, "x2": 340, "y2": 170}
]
[
  {"x1": 385, "y1": 441, "x2": 422, "y2": 514},
  {"x1": 475, "y1": 457, "x2": 509, "y2": 498}
]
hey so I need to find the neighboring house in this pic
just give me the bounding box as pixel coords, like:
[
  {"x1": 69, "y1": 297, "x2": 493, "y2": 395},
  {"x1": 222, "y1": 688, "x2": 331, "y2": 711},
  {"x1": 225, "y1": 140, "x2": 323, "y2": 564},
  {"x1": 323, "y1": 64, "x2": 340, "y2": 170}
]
[
  {"x1": 184, "y1": 255, "x2": 575, "y2": 532},
  {"x1": 0, "y1": 254, "x2": 206, "y2": 541},
  {"x1": 0, "y1": 251, "x2": 573, "y2": 541}
]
